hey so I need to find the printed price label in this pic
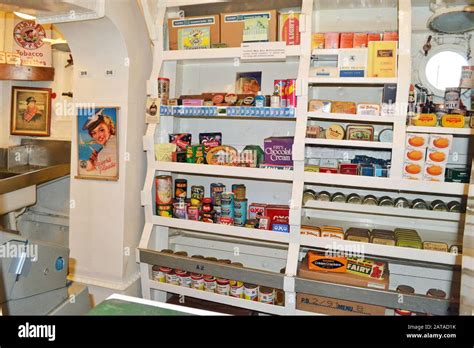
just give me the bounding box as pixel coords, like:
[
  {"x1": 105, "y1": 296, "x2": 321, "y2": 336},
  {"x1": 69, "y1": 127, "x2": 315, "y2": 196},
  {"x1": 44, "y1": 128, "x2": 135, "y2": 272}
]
[{"x1": 241, "y1": 42, "x2": 286, "y2": 62}]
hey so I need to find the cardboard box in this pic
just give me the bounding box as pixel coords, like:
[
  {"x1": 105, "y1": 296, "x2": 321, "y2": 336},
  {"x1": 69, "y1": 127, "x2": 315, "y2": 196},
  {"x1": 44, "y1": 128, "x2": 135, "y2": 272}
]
[
  {"x1": 405, "y1": 147, "x2": 426, "y2": 163},
  {"x1": 353, "y1": 33, "x2": 368, "y2": 48},
  {"x1": 340, "y1": 33, "x2": 354, "y2": 48},
  {"x1": 383, "y1": 31, "x2": 398, "y2": 41},
  {"x1": 324, "y1": 32, "x2": 340, "y2": 49},
  {"x1": 279, "y1": 12, "x2": 301, "y2": 45},
  {"x1": 298, "y1": 259, "x2": 389, "y2": 289},
  {"x1": 296, "y1": 293, "x2": 386, "y2": 315},
  {"x1": 263, "y1": 136, "x2": 294, "y2": 166},
  {"x1": 168, "y1": 15, "x2": 220, "y2": 50},
  {"x1": 338, "y1": 48, "x2": 367, "y2": 77},
  {"x1": 368, "y1": 41, "x2": 397, "y2": 78},
  {"x1": 429, "y1": 134, "x2": 453, "y2": 151},
  {"x1": 367, "y1": 33, "x2": 381, "y2": 42},
  {"x1": 311, "y1": 33, "x2": 325, "y2": 50},
  {"x1": 406, "y1": 133, "x2": 429, "y2": 148},
  {"x1": 424, "y1": 164, "x2": 446, "y2": 181},
  {"x1": 403, "y1": 161, "x2": 424, "y2": 177},
  {"x1": 220, "y1": 10, "x2": 277, "y2": 48},
  {"x1": 426, "y1": 147, "x2": 449, "y2": 165}
]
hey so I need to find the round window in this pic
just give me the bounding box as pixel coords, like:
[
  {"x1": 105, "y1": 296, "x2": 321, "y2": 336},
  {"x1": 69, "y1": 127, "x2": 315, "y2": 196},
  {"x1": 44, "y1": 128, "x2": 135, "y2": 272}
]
[{"x1": 419, "y1": 45, "x2": 469, "y2": 96}]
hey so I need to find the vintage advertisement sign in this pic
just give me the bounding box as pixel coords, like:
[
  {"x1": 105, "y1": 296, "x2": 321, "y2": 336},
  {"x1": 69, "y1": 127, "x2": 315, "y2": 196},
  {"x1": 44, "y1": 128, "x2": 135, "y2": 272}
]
[{"x1": 12, "y1": 20, "x2": 51, "y2": 67}]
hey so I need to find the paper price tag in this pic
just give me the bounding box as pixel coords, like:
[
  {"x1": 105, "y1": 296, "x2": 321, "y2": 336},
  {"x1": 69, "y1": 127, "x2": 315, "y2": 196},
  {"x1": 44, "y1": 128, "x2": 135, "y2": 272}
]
[
  {"x1": 145, "y1": 97, "x2": 160, "y2": 124},
  {"x1": 241, "y1": 42, "x2": 286, "y2": 62}
]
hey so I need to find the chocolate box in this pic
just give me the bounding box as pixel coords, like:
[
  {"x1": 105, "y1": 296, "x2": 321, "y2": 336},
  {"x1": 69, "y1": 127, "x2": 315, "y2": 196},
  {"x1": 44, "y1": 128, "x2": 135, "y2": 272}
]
[{"x1": 264, "y1": 137, "x2": 294, "y2": 166}]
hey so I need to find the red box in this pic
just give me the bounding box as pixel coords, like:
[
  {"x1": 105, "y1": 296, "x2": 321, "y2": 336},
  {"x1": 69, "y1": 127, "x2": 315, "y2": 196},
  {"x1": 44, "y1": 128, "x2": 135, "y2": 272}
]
[
  {"x1": 383, "y1": 31, "x2": 398, "y2": 41},
  {"x1": 319, "y1": 167, "x2": 338, "y2": 173},
  {"x1": 340, "y1": 32, "x2": 354, "y2": 48},
  {"x1": 249, "y1": 203, "x2": 267, "y2": 220},
  {"x1": 353, "y1": 33, "x2": 368, "y2": 48},
  {"x1": 265, "y1": 205, "x2": 289, "y2": 229},
  {"x1": 367, "y1": 33, "x2": 381, "y2": 42},
  {"x1": 339, "y1": 163, "x2": 358, "y2": 175},
  {"x1": 324, "y1": 32, "x2": 340, "y2": 49},
  {"x1": 219, "y1": 217, "x2": 234, "y2": 225}
]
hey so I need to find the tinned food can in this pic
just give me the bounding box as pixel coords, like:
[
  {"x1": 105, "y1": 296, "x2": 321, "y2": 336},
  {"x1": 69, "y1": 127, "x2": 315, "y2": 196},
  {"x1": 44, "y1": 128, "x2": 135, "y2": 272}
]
[
  {"x1": 187, "y1": 206, "x2": 200, "y2": 221},
  {"x1": 229, "y1": 280, "x2": 244, "y2": 298},
  {"x1": 174, "y1": 179, "x2": 187, "y2": 200},
  {"x1": 411, "y1": 198, "x2": 429, "y2": 210},
  {"x1": 395, "y1": 285, "x2": 415, "y2": 316},
  {"x1": 157, "y1": 204, "x2": 173, "y2": 218},
  {"x1": 378, "y1": 196, "x2": 394, "y2": 207},
  {"x1": 346, "y1": 193, "x2": 362, "y2": 204},
  {"x1": 362, "y1": 195, "x2": 378, "y2": 205},
  {"x1": 191, "y1": 273, "x2": 204, "y2": 290},
  {"x1": 204, "y1": 275, "x2": 217, "y2": 293},
  {"x1": 286, "y1": 79, "x2": 297, "y2": 107},
  {"x1": 232, "y1": 184, "x2": 246, "y2": 200},
  {"x1": 258, "y1": 286, "x2": 275, "y2": 304},
  {"x1": 173, "y1": 201, "x2": 187, "y2": 219},
  {"x1": 234, "y1": 199, "x2": 248, "y2": 226},
  {"x1": 331, "y1": 192, "x2": 346, "y2": 203},
  {"x1": 191, "y1": 185, "x2": 205, "y2": 207},
  {"x1": 221, "y1": 192, "x2": 235, "y2": 218},
  {"x1": 156, "y1": 266, "x2": 172, "y2": 283},
  {"x1": 317, "y1": 191, "x2": 331, "y2": 202},
  {"x1": 394, "y1": 197, "x2": 410, "y2": 208},
  {"x1": 303, "y1": 189, "x2": 317, "y2": 205},
  {"x1": 244, "y1": 283, "x2": 258, "y2": 301},
  {"x1": 158, "y1": 77, "x2": 170, "y2": 104},
  {"x1": 274, "y1": 80, "x2": 288, "y2": 107},
  {"x1": 210, "y1": 183, "x2": 226, "y2": 206},
  {"x1": 155, "y1": 175, "x2": 173, "y2": 205},
  {"x1": 447, "y1": 201, "x2": 461, "y2": 213},
  {"x1": 216, "y1": 278, "x2": 230, "y2": 296},
  {"x1": 166, "y1": 270, "x2": 180, "y2": 285},
  {"x1": 175, "y1": 270, "x2": 191, "y2": 288}
]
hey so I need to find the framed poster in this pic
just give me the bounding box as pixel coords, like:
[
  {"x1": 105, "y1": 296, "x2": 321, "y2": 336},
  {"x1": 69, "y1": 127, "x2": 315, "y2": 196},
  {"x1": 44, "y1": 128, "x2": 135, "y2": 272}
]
[
  {"x1": 11, "y1": 86, "x2": 52, "y2": 137},
  {"x1": 235, "y1": 71, "x2": 262, "y2": 94},
  {"x1": 77, "y1": 107, "x2": 119, "y2": 181}
]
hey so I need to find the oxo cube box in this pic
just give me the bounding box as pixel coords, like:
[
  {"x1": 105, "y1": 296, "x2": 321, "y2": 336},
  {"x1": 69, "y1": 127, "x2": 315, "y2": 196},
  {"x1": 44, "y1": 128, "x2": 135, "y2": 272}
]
[{"x1": 263, "y1": 137, "x2": 294, "y2": 166}]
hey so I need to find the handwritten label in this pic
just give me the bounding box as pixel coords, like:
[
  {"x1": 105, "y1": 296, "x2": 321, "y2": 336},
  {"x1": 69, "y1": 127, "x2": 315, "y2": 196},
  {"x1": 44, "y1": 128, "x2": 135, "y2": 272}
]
[{"x1": 241, "y1": 42, "x2": 286, "y2": 62}]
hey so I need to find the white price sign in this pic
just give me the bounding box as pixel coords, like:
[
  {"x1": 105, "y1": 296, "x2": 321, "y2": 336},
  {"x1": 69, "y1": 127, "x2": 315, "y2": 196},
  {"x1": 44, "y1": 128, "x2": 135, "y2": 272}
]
[{"x1": 240, "y1": 42, "x2": 287, "y2": 62}]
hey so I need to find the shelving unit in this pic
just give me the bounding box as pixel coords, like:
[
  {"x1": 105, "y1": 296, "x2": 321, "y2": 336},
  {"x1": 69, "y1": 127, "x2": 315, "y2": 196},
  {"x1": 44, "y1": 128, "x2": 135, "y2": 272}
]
[
  {"x1": 137, "y1": 0, "x2": 467, "y2": 316},
  {"x1": 0, "y1": 64, "x2": 55, "y2": 81},
  {"x1": 406, "y1": 126, "x2": 474, "y2": 135}
]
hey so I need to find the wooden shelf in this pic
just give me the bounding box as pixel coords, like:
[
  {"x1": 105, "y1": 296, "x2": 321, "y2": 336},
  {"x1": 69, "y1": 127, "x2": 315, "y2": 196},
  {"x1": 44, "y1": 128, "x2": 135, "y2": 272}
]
[
  {"x1": 308, "y1": 77, "x2": 397, "y2": 85},
  {"x1": 0, "y1": 64, "x2": 54, "y2": 81},
  {"x1": 305, "y1": 138, "x2": 392, "y2": 149}
]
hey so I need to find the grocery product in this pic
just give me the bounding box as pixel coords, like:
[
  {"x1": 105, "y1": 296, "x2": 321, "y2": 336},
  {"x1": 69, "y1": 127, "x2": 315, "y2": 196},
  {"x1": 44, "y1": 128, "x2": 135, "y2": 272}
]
[
  {"x1": 168, "y1": 15, "x2": 220, "y2": 50},
  {"x1": 279, "y1": 10, "x2": 301, "y2": 45},
  {"x1": 367, "y1": 41, "x2": 397, "y2": 78},
  {"x1": 263, "y1": 137, "x2": 294, "y2": 166},
  {"x1": 307, "y1": 251, "x2": 348, "y2": 272}
]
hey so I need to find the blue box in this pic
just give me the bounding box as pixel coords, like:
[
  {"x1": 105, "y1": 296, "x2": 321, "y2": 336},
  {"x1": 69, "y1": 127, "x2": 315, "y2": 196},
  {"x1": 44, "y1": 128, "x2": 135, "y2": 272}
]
[{"x1": 272, "y1": 224, "x2": 289, "y2": 233}]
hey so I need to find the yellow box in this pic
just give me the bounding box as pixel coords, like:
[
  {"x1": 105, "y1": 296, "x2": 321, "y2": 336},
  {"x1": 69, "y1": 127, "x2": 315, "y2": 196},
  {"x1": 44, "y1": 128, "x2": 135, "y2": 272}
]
[
  {"x1": 368, "y1": 41, "x2": 397, "y2": 78},
  {"x1": 412, "y1": 113, "x2": 437, "y2": 127},
  {"x1": 441, "y1": 114, "x2": 465, "y2": 128}
]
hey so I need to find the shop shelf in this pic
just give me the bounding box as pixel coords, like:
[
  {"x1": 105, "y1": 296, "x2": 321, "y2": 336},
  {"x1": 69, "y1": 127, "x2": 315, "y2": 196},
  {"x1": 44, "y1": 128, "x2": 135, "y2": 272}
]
[
  {"x1": 304, "y1": 172, "x2": 469, "y2": 195},
  {"x1": 307, "y1": 112, "x2": 397, "y2": 123},
  {"x1": 304, "y1": 200, "x2": 462, "y2": 222},
  {"x1": 0, "y1": 64, "x2": 54, "y2": 81},
  {"x1": 153, "y1": 161, "x2": 294, "y2": 182},
  {"x1": 148, "y1": 280, "x2": 287, "y2": 315},
  {"x1": 305, "y1": 138, "x2": 392, "y2": 149},
  {"x1": 162, "y1": 45, "x2": 301, "y2": 61},
  {"x1": 406, "y1": 126, "x2": 474, "y2": 135},
  {"x1": 294, "y1": 276, "x2": 455, "y2": 315},
  {"x1": 139, "y1": 249, "x2": 284, "y2": 289},
  {"x1": 300, "y1": 235, "x2": 461, "y2": 266},
  {"x1": 152, "y1": 216, "x2": 290, "y2": 244},
  {"x1": 308, "y1": 77, "x2": 398, "y2": 85}
]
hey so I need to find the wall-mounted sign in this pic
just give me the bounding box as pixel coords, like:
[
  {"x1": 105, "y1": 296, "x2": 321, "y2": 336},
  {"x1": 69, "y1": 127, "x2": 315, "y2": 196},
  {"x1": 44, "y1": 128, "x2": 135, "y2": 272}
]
[{"x1": 12, "y1": 20, "x2": 51, "y2": 67}]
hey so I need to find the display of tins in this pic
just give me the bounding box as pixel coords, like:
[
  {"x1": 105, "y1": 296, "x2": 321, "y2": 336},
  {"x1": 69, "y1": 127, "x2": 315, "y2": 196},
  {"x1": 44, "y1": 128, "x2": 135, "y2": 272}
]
[
  {"x1": 320, "y1": 226, "x2": 344, "y2": 239},
  {"x1": 155, "y1": 175, "x2": 173, "y2": 205},
  {"x1": 232, "y1": 184, "x2": 246, "y2": 200},
  {"x1": 234, "y1": 199, "x2": 248, "y2": 226},
  {"x1": 378, "y1": 196, "x2": 394, "y2": 207},
  {"x1": 244, "y1": 283, "x2": 259, "y2": 301},
  {"x1": 157, "y1": 204, "x2": 173, "y2": 217},
  {"x1": 174, "y1": 179, "x2": 187, "y2": 200},
  {"x1": 331, "y1": 192, "x2": 346, "y2": 203},
  {"x1": 210, "y1": 183, "x2": 225, "y2": 206},
  {"x1": 191, "y1": 273, "x2": 204, "y2": 290},
  {"x1": 447, "y1": 201, "x2": 461, "y2": 213},
  {"x1": 362, "y1": 195, "x2": 378, "y2": 206},
  {"x1": 370, "y1": 229, "x2": 395, "y2": 246},
  {"x1": 153, "y1": 266, "x2": 171, "y2": 282},
  {"x1": 221, "y1": 192, "x2": 235, "y2": 219},
  {"x1": 346, "y1": 193, "x2": 362, "y2": 204},
  {"x1": 300, "y1": 225, "x2": 321, "y2": 237},
  {"x1": 394, "y1": 197, "x2": 410, "y2": 208},
  {"x1": 201, "y1": 198, "x2": 213, "y2": 213},
  {"x1": 187, "y1": 206, "x2": 200, "y2": 221},
  {"x1": 258, "y1": 286, "x2": 274, "y2": 304},
  {"x1": 176, "y1": 270, "x2": 192, "y2": 288},
  {"x1": 346, "y1": 124, "x2": 374, "y2": 141},
  {"x1": 225, "y1": 93, "x2": 238, "y2": 105},
  {"x1": 427, "y1": 288, "x2": 446, "y2": 299},
  {"x1": 395, "y1": 228, "x2": 422, "y2": 249},
  {"x1": 204, "y1": 275, "x2": 217, "y2": 292},
  {"x1": 173, "y1": 202, "x2": 187, "y2": 219},
  {"x1": 430, "y1": 200, "x2": 448, "y2": 212},
  {"x1": 378, "y1": 128, "x2": 393, "y2": 142},
  {"x1": 411, "y1": 198, "x2": 429, "y2": 210},
  {"x1": 395, "y1": 285, "x2": 415, "y2": 316},
  {"x1": 303, "y1": 189, "x2": 317, "y2": 204},
  {"x1": 316, "y1": 191, "x2": 331, "y2": 202}
]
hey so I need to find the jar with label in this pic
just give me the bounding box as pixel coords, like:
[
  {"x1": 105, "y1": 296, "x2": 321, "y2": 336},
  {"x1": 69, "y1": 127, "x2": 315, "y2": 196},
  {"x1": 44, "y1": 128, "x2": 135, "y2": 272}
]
[
  {"x1": 229, "y1": 280, "x2": 244, "y2": 298},
  {"x1": 176, "y1": 270, "x2": 192, "y2": 288},
  {"x1": 244, "y1": 283, "x2": 258, "y2": 301},
  {"x1": 258, "y1": 286, "x2": 274, "y2": 304},
  {"x1": 191, "y1": 273, "x2": 204, "y2": 290},
  {"x1": 155, "y1": 266, "x2": 172, "y2": 283},
  {"x1": 152, "y1": 265, "x2": 161, "y2": 281},
  {"x1": 216, "y1": 278, "x2": 230, "y2": 296},
  {"x1": 204, "y1": 275, "x2": 217, "y2": 293},
  {"x1": 395, "y1": 285, "x2": 415, "y2": 316},
  {"x1": 166, "y1": 270, "x2": 180, "y2": 286}
]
